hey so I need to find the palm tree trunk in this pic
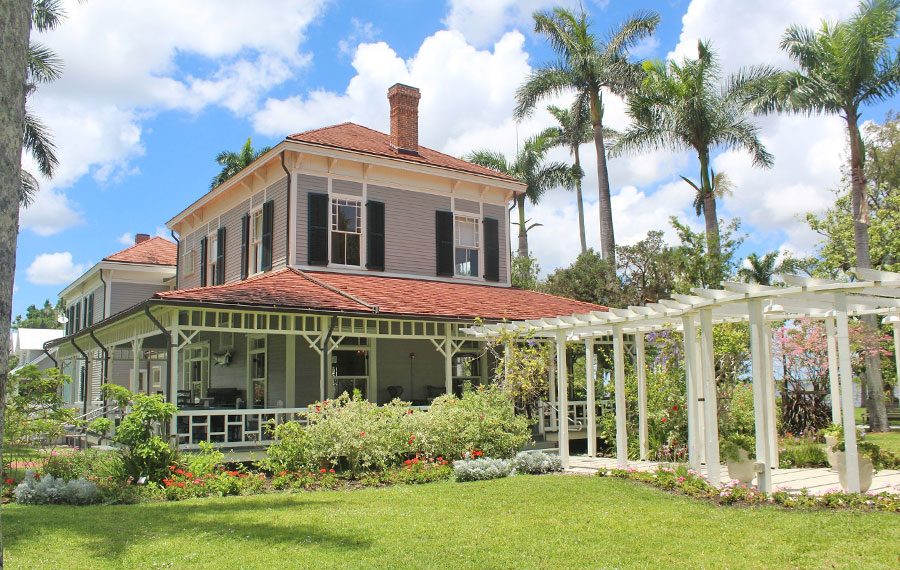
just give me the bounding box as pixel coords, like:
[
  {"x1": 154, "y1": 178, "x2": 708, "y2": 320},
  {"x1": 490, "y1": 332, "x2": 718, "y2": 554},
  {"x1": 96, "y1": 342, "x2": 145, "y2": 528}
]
[
  {"x1": 590, "y1": 88, "x2": 616, "y2": 265},
  {"x1": 1, "y1": 1, "x2": 32, "y2": 564},
  {"x1": 699, "y1": 150, "x2": 721, "y2": 285},
  {"x1": 574, "y1": 146, "x2": 586, "y2": 255},
  {"x1": 847, "y1": 110, "x2": 888, "y2": 432},
  {"x1": 516, "y1": 193, "x2": 528, "y2": 259}
]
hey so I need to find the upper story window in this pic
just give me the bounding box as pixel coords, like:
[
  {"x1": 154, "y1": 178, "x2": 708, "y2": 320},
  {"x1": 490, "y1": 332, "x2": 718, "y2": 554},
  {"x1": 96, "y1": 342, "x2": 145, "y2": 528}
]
[
  {"x1": 250, "y1": 208, "x2": 263, "y2": 274},
  {"x1": 208, "y1": 232, "x2": 218, "y2": 284},
  {"x1": 331, "y1": 198, "x2": 361, "y2": 266},
  {"x1": 184, "y1": 249, "x2": 195, "y2": 275},
  {"x1": 454, "y1": 215, "x2": 479, "y2": 277}
]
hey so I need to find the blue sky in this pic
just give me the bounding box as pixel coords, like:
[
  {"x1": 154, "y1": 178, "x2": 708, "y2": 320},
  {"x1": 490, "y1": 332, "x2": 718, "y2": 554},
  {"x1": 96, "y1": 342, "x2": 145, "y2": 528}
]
[{"x1": 14, "y1": 0, "x2": 895, "y2": 319}]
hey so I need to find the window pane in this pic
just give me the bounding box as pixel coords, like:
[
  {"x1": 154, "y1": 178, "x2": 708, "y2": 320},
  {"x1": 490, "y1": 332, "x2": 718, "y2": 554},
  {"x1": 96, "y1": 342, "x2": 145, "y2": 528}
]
[
  {"x1": 337, "y1": 204, "x2": 358, "y2": 232},
  {"x1": 456, "y1": 218, "x2": 477, "y2": 247},
  {"x1": 346, "y1": 234, "x2": 360, "y2": 265},
  {"x1": 456, "y1": 248, "x2": 478, "y2": 276},
  {"x1": 332, "y1": 233, "x2": 346, "y2": 264}
]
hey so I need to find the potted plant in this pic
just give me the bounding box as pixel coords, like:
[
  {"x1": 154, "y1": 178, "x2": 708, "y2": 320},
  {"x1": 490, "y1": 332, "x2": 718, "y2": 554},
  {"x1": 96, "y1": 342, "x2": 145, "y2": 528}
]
[
  {"x1": 720, "y1": 433, "x2": 756, "y2": 484},
  {"x1": 833, "y1": 440, "x2": 879, "y2": 493},
  {"x1": 821, "y1": 424, "x2": 843, "y2": 469}
]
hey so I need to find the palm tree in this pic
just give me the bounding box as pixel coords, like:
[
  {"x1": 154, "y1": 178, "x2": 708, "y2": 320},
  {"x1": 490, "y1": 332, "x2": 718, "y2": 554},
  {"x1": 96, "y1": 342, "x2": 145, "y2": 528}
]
[
  {"x1": 748, "y1": 0, "x2": 900, "y2": 431},
  {"x1": 515, "y1": 7, "x2": 660, "y2": 265},
  {"x1": 20, "y1": 0, "x2": 64, "y2": 206},
  {"x1": 681, "y1": 169, "x2": 733, "y2": 221},
  {"x1": 614, "y1": 40, "x2": 774, "y2": 283},
  {"x1": 210, "y1": 137, "x2": 272, "y2": 190},
  {"x1": 545, "y1": 99, "x2": 615, "y2": 255},
  {"x1": 466, "y1": 132, "x2": 571, "y2": 259},
  {"x1": 738, "y1": 252, "x2": 779, "y2": 285}
]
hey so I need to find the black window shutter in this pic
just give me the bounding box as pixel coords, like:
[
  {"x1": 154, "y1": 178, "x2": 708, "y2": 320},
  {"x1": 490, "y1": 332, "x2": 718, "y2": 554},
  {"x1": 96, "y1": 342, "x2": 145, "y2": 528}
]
[
  {"x1": 240, "y1": 213, "x2": 250, "y2": 279},
  {"x1": 435, "y1": 210, "x2": 454, "y2": 277},
  {"x1": 86, "y1": 294, "x2": 94, "y2": 326},
  {"x1": 261, "y1": 200, "x2": 274, "y2": 271},
  {"x1": 75, "y1": 302, "x2": 81, "y2": 332},
  {"x1": 200, "y1": 236, "x2": 208, "y2": 287},
  {"x1": 366, "y1": 200, "x2": 385, "y2": 270},
  {"x1": 216, "y1": 226, "x2": 226, "y2": 285},
  {"x1": 483, "y1": 217, "x2": 500, "y2": 282},
  {"x1": 308, "y1": 193, "x2": 329, "y2": 266}
]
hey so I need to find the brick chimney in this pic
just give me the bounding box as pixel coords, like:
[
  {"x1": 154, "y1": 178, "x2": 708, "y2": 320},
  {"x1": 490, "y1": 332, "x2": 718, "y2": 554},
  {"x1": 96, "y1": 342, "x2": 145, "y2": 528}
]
[
  {"x1": 387, "y1": 83, "x2": 420, "y2": 155},
  {"x1": 135, "y1": 233, "x2": 150, "y2": 244}
]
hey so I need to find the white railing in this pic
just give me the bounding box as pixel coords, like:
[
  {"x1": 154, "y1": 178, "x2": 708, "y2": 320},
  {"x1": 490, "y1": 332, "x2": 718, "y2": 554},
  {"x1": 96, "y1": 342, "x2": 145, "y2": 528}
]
[
  {"x1": 175, "y1": 408, "x2": 309, "y2": 449},
  {"x1": 539, "y1": 400, "x2": 610, "y2": 434}
]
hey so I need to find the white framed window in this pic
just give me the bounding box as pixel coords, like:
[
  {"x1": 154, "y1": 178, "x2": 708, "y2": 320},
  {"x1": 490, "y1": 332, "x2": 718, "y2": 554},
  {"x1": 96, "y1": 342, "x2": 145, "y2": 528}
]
[
  {"x1": 208, "y1": 232, "x2": 218, "y2": 284},
  {"x1": 248, "y1": 335, "x2": 267, "y2": 408},
  {"x1": 454, "y1": 215, "x2": 480, "y2": 277},
  {"x1": 183, "y1": 342, "x2": 209, "y2": 404},
  {"x1": 151, "y1": 366, "x2": 162, "y2": 389},
  {"x1": 130, "y1": 369, "x2": 148, "y2": 394},
  {"x1": 184, "y1": 249, "x2": 196, "y2": 276},
  {"x1": 331, "y1": 197, "x2": 362, "y2": 266},
  {"x1": 250, "y1": 207, "x2": 263, "y2": 274}
]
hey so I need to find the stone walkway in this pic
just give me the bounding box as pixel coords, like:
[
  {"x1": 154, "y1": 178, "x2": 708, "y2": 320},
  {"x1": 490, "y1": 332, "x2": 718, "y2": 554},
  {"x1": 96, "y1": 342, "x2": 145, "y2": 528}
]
[{"x1": 565, "y1": 456, "x2": 900, "y2": 495}]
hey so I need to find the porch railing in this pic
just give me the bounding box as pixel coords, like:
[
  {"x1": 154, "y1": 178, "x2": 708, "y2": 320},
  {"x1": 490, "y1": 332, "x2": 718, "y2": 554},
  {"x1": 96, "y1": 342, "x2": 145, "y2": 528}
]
[{"x1": 539, "y1": 400, "x2": 610, "y2": 434}]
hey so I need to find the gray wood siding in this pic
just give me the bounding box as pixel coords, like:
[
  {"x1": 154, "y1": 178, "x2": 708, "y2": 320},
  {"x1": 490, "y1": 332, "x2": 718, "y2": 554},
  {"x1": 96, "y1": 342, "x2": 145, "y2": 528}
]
[
  {"x1": 375, "y1": 338, "x2": 444, "y2": 404},
  {"x1": 483, "y1": 203, "x2": 509, "y2": 283},
  {"x1": 179, "y1": 223, "x2": 208, "y2": 290},
  {"x1": 367, "y1": 185, "x2": 451, "y2": 277},
  {"x1": 222, "y1": 198, "x2": 250, "y2": 284},
  {"x1": 332, "y1": 179, "x2": 362, "y2": 196},
  {"x1": 89, "y1": 285, "x2": 104, "y2": 322},
  {"x1": 266, "y1": 176, "x2": 288, "y2": 270},
  {"x1": 109, "y1": 282, "x2": 168, "y2": 315},
  {"x1": 455, "y1": 198, "x2": 480, "y2": 214},
  {"x1": 294, "y1": 338, "x2": 320, "y2": 407},
  {"x1": 295, "y1": 174, "x2": 328, "y2": 265}
]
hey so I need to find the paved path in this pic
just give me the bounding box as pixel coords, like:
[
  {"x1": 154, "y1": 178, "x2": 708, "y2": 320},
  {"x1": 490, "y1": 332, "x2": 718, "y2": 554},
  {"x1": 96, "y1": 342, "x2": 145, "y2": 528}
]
[{"x1": 565, "y1": 456, "x2": 900, "y2": 495}]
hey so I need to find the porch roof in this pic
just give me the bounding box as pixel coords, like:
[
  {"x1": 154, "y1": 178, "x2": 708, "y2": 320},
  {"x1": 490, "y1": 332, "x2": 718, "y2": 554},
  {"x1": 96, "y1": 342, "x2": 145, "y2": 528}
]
[{"x1": 152, "y1": 267, "x2": 607, "y2": 321}]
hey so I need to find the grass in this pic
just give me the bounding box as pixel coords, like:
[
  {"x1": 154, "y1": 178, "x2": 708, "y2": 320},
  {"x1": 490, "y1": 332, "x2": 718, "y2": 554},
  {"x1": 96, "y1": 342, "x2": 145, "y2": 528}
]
[
  {"x1": 6, "y1": 476, "x2": 900, "y2": 569},
  {"x1": 866, "y1": 431, "x2": 900, "y2": 455}
]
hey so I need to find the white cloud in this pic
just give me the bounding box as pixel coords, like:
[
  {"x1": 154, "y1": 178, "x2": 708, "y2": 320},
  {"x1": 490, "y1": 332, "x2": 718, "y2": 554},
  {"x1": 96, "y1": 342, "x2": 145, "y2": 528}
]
[
  {"x1": 19, "y1": 0, "x2": 329, "y2": 236},
  {"x1": 117, "y1": 233, "x2": 134, "y2": 246},
  {"x1": 442, "y1": 0, "x2": 557, "y2": 47},
  {"x1": 18, "y1": 188, "x2": 85, "y2": 236},
  {"x1": 338, "y1": 19, "x2": 379, "y2": 57},
  {"x1": 25, "y1": 252, "x2": 87, "y2": 285}
]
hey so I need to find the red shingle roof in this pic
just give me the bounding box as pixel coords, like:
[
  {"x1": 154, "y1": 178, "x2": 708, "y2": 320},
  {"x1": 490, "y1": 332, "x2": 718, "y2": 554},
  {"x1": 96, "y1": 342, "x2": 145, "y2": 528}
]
[
  {"x1": 154, "y1": 268, "x2": 607, "y2": 321},
  {"x1": 104, "y1": 237, "x2": 177, "y2": 266},
  {"x1": 288, "y1": 123, "x2": 520, "y2": 184}
]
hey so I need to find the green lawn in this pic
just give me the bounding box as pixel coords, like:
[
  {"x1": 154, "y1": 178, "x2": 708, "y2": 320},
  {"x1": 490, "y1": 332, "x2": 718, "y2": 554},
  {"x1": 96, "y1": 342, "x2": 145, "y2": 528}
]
[
  {"x1": 6, "y1": 476, "x2": 900, "y2": 569},
  {"x1": 866, "y1": 432, "x2": 900, "y2": 455}
]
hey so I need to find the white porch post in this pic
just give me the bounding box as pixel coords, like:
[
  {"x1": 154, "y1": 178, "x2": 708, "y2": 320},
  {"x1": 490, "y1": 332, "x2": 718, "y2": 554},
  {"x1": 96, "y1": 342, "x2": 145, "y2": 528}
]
[
  {"x1": 319, "y1": 318, "x2": 327, "y2": 402},
  {"x1": 548, "y1": 345, "x2": 557, "y2": 432},
  {"x1": 699, "y1": 309, "x2": 721, "y2": 485},
  {"x1": 762, "y1": 322, "x2": 778, "y2": 469},
  {"x1": 635, "y1": 333, "x2": 649, "y2": 461},
  {"x1": 683, "y1": 316, "x2": 703, "y2": 469},
  {"x1": 612, "y1": 324, "x2": 627, "y2": 468},
  {"x1": 825, "y1": 318, "x2": 842, "y2": 425},
  {"x1": 285, "y1": 335, "x2": 296, "y2": 407},
  {"x1": 585, "y1": 338, "x2": 597, "y2": 457},
  {"x1": 369, "y1": 337, "x2": 378, "y2": 402},
  {"x1": 444, "y1": 328, "x2": 453, "y2": 395},
  {"x1": 835, "y1": 295, "x2": 861, "y2": 492},
  {"x1": 555, "y1": 331, "x2": 569, "y2": 468},
  {"x1": 748, "y1": 300, "x2": 772, "y2": 492},
  {"x1": 131, "y1": 338, "x2": 143, "y2": 394},
  {"x1": 169, "y1": 320, "x2": 179, "y2": 442}
]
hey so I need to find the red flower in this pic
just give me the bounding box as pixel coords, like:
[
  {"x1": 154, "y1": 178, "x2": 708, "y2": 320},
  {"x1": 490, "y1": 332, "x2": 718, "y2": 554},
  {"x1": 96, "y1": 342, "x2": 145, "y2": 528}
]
[
  {"x1": 320, "y1": 468, "x2": 327, "y2": 473},
  {"x1": 360, "y1": 432, "x2": 365, "y2": 437},
  {"x1": 185, "y1": 472, "x2": 194, "y2": 479},
  {"x1": 407, "y1": 410, "x2": 413, "y2": 414},
  {"x1": 661, "y1": 417, "x2": 667, "y2": 423},
  {"x1": 474, "y1": 450, "x2": 483, "y2": 457},
  {"x1": 329, "y1": 469, "x2": 335, "y2": 473},
  {"x1": 168, "y1": 465, "x2": 176, "y2": 471},
  {"x1": 479, "y1": 414, "x2": 484, "y2": 419},
  {"x1": 5, "y1": 478, "x2": 14, "y2": 484},
  {"x1": 175, "y1": 469, "x2": 184, "y2": 475},
  {"x1": 176, "y1": 482, "x2": 185, "y2": 488},
  {"x1": 404, "y1": 459, "x2": 412, "y2": 465},
  {"x1": 315, "y1": 406, "x2": 321, "y2": 412},
  {"x1": 672, "y1": 405, "x2": 678, "y2": 411}
]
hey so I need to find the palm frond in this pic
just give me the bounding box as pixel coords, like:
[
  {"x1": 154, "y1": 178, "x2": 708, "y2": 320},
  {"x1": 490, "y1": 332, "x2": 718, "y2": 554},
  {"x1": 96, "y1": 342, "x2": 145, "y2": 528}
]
[
  {"x1": 23, "y1": 112, "x2": 59, "y2": 178},
  {"x1": 27, "y1": 43, "x2": 63, "y2": 84},
  {"x1": 20, "y1": 169, "x2": 39, "y2": 207},
  {"x1": 514, "y1": 64, "x2": 574, "y2": 119}
]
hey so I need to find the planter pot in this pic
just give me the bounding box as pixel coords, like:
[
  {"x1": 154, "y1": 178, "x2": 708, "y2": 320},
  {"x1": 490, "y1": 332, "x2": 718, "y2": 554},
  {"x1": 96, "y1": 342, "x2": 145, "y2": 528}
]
[
  {"x1": 726, "y1": 448, "x2": 755, "y2": 485},
  {"x1": 835, "y1": 451, "x2": 874, "y2": 493},
  {"x1": 824, "y1": 435, "x2": 838, "y2": 469}
]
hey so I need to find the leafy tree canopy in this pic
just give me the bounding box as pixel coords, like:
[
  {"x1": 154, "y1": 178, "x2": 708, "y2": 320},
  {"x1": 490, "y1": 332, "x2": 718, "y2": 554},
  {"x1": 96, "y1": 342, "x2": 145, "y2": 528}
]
[{"x1": 12, "y1": 298, "x2": 64, "y2": 329}]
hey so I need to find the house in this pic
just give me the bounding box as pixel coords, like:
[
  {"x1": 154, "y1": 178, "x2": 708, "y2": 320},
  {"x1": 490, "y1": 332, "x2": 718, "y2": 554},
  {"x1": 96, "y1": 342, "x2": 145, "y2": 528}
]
[
  {"x1": 10, "y1": 327, "x2": 64, "y2": 373},
  {"x1": 46, "y1": 84, "x2": 606, "y2": 448}
]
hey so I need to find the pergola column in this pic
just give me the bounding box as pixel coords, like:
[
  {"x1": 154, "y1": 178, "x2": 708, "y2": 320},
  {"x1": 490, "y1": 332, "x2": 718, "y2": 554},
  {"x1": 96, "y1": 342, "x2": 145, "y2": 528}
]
[
  {"x1": 555, "y1": 331, "x2": 569, "y2": 469},
  {"x1": 585, "y1": 338, "x2": 597, "y2": 457},
  {"x1": 683, "y1": 316, "x2": 703, "y2": 470},
  {"x1": 835, "y1": 294, "x2": 861, "y2": 492},
  {"x1": 612, "y1": 324, "x2": 627, "y2": 468},
  {"x1": 699, "y1": 309, "x2": 721, "y2": 485},
  {"x1": 825, "y1": 317, "x2": 842, "y2": 425},
  {"x1": 748, "y1": 300, "x2": 773, "y2": 492},
  {"x1": 889, "y1": 317, "x2": 900, "y2": 402},
  {"x1": 762, "y1": 321, "x2": 778, "y2": 469},
  {"x1": 131, "y1": 338, "x2": 143, "y2": 394},
  {"x1": 635, "y1": 333, "x2": 649, "y2": 461}
]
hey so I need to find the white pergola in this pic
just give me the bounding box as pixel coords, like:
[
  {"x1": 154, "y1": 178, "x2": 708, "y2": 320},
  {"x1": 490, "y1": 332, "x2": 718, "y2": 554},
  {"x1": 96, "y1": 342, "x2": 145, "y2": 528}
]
[{"x1": 465, "y1": 269, "x2": 900, "y2": 493}]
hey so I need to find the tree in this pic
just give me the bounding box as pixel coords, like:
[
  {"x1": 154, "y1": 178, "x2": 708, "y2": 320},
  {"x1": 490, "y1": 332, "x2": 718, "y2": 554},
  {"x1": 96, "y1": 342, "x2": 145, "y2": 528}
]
[
  {"x1": 542, "y1": 249, "x2": 620, "y2": 306},
  {"x1": 515, "y1": 7, "x2": 660, "y2": 264},
  {"x1": 545, "y1": 99, "x2": 604, "y2": 254},
  {"x1": 511, "y1": 254, "x2": 541, "y2": 290},
  {"x1": 1, "y1": 0, "x2": 33, "y2": 563},
  {"x1": 11, "y1": 298, "x2": 64, "y2": 329},
  {"x1": 669, "y1": 216, "x2": 745, "y2": 291},
  {"x1": 752, "y1": 1, "x2": 900, "y2": 431},
  {"x1": 465, "y1": 132, "x2": 570, "y2": 258},
  {"x1": 615, "y1": 40, "x2": 774, "y2": 284},
  {"x1": 210, "y1": 137, "x2": 271, "y2": 190},
  {"x1": 739, "y1": 252, "x2": 780, "y2": 285}
]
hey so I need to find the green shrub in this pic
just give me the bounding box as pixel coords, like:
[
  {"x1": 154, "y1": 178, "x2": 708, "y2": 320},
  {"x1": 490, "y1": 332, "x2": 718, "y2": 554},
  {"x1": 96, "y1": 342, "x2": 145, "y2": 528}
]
[
  {"x1": 720, "y1": 433, "x2": 755, "y2": 462},
  {"x1": 779, "y1": 437, "x2": 828, "y2": 468},
  {"x1": 43, "y1": 449, "x2": 124, "y2": 482},
  {"x1": 725, "y1": 383, "x2": 755, "y2": 437},
  {"x1": 259, "y1": 420, "x2": 314, "y2": 474},
  {"x1": 114, "y1": 392, "x2": 179, "y2": 482},
  {"x1": 161, "y1": 465, "x2": 266, "y2": 500},
  {"x1": 408, "y1": 386, "x2": 532, "y2": 460}
]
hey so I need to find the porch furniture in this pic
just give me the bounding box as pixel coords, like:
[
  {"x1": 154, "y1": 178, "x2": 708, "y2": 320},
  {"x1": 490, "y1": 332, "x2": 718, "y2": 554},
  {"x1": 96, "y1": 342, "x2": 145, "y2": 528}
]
[
  {"x1": 426, "y1": 385, "x2": 445, "y2": 401},
  {"x1": 206, "y1": 387, "x2": 244, "y2": 408},
  {"x1": 386, "y1": 385, "x2": 403, "y2": 399},
  {"x1": 176, "y1": 390, "x2": 192, "y2": 407}
]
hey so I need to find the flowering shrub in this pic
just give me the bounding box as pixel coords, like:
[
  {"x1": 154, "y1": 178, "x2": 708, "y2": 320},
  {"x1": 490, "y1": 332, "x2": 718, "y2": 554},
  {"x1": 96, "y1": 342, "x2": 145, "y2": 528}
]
[
  {"x1": 14, "y1": 470, "x2": 99, "y2": 505},
  {"x1": 512, "y1": 451, "x2": 561, "y2": 474},
  {"x1": 408, "y1": 386, "x2": 532, "y2": 460},
  {"x1": 259, "y1": 421, "x2": 313, "y2": 473},
  {"x1": 598, "y1": 466, "x2": 900, "y2": 512},
  {"x1": 44, "y1": 449, "x2": 124, "y2": 482},
  {"x1": 271, "y1": 469, "x2": 341, "y2": 491},
  {"x1": 453, "y1": 457, "x2": 512, "y2": 482},
  {"x1": 161, "y1": 465, "x2": 266, "y2": 500}
]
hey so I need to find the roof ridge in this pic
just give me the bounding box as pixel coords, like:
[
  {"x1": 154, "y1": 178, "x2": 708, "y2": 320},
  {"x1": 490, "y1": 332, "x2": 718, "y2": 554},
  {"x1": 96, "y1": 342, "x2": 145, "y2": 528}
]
[
  {"x1": 159, "y1": 267, "x2": 294, "y2": 297},
  {"x1": 104, "y1": 235, "x2": 174, "y2": 260}
]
